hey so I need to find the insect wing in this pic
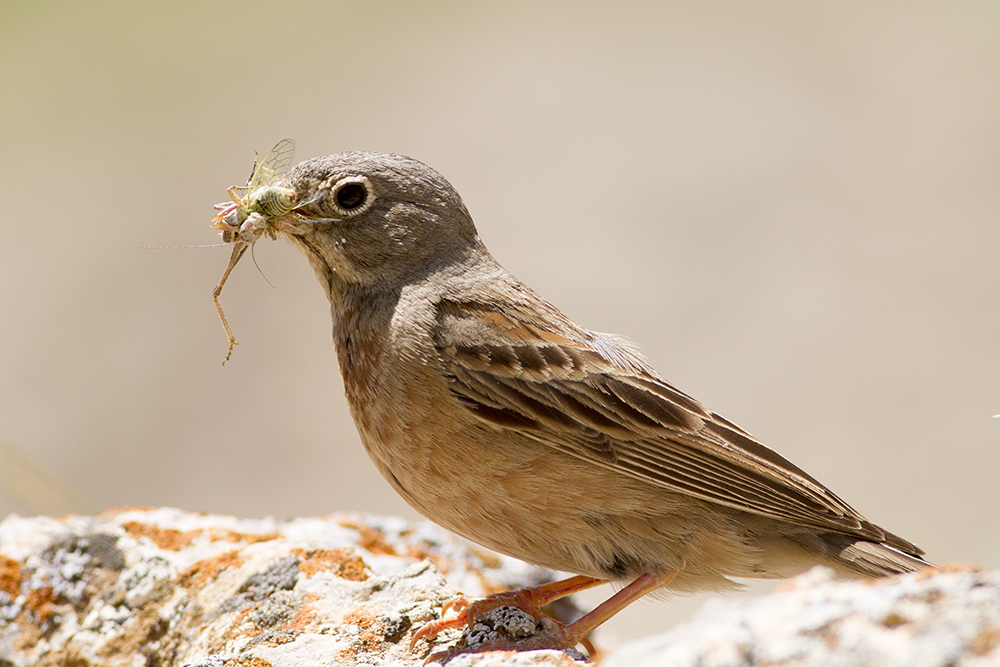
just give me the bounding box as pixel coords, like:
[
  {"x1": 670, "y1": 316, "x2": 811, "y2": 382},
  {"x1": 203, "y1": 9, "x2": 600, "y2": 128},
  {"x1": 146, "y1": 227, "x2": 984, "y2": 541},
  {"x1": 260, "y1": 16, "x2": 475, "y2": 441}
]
[{"x1": 248, "y1": 138, "x2": 296, "y2": 191}]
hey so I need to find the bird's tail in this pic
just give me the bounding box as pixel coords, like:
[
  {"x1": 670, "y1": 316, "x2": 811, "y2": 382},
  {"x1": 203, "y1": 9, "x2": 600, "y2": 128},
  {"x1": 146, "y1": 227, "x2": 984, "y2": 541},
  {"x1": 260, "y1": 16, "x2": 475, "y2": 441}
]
[{"x1": 835, "y1": 538, "x2": 931, "y2": 577}]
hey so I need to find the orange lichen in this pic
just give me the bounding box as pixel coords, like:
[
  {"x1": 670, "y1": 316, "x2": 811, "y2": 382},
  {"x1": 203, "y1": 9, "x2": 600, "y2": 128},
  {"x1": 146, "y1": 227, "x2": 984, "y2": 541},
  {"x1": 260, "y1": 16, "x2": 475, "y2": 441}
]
[
  {"x1": 123, "y1": 521, "x2": 201, "y2": 550},
  {"x1": 223, "y1": 658, "x2": 274, "y2": 667},
  {"x1": 281, "y1": 604, "x2": 318, "y2": 632},
  {"x1": 339, "y1": 607, "x2": 386, "y2": 655},
  {"x1": 334, "y1": 519, "x2": 508, "y2": 595},
  {"x1": 338, "y1": 519, "x2": 398, "y2": 556},
  {"x1": 23, "y1": 585, "x2": 55, "y2": 624},
  {"x1": 208, "y1": 528, "x2": 280, "y2": 545},
  {"x1": 293, "y1": 548, "x2": 369, "y2": 581},
  {"x1": 0, "y1": 555, "x2": 23, "y2": 598},
  {"x1": 123, "y1": 521, "x2": 279, "y2": 551},
  {"x1": 177, "y1": 550, "x2": 243, "y2": 588}
]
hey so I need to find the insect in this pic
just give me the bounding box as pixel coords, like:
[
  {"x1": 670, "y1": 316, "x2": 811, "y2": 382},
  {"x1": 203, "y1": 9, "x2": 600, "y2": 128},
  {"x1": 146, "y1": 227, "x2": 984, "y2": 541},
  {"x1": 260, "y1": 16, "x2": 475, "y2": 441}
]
[
  {"x1": 210, "y1": 139, "x2": 298, "y2": 364},
  {"x1": 209, "y1": 140, "x2": 340, "y2": 363}
]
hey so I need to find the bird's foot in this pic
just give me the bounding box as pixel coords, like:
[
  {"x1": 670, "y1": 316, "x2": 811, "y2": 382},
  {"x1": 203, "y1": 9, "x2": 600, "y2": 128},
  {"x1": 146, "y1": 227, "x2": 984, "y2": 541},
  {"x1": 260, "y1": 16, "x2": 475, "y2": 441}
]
[
  {"x1": 411, "y1": 575, "x2": 606, "y2": 663},
  {"x1": 422, "y1": 604, "x2": 593, "y2": 665}
]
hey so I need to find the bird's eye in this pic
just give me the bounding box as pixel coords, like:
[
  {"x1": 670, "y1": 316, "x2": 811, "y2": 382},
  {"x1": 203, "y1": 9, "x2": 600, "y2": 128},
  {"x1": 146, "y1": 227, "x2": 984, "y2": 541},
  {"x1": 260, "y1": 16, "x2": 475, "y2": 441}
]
[
  {"x1": 336, "y1": 183, "x2": 366, "y2": 209},
  {"x1": 330, "y1": 177, "x2": 373, "y2": 215}
]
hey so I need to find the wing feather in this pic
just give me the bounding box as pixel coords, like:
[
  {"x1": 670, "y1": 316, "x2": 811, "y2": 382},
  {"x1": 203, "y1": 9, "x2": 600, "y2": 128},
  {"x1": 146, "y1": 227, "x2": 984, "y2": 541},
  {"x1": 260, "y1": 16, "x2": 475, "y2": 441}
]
[{"x1": 432, "y1": 298, "x2": 922, "y2": 554}]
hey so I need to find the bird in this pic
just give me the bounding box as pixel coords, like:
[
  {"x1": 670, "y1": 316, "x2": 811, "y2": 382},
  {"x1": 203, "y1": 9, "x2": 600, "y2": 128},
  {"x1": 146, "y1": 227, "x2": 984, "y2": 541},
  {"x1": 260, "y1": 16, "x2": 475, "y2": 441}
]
[{"x1": 213, "y1": 149, "x2": 929, "y2": 657}]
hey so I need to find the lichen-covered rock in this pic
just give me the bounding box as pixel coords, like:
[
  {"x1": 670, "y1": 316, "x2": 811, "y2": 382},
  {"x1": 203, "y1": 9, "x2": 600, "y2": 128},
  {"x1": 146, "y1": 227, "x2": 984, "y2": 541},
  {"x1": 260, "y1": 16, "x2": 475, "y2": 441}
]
[
  {"x1": 603, "y1": 565, "x2": 1000, "y2": 667},
  {"x1": 0, "y1": 510, "x2": 995, "y2": 667},
  {"x1": 0, "y1": 508, "x2": 566, "y2": 666}
]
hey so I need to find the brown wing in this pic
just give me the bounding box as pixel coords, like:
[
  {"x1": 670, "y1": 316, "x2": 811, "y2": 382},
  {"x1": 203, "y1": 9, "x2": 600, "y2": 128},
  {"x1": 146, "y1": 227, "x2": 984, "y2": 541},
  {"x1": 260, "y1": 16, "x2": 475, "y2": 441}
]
[{"x1": 432, "y1": 297, "x2": 922, "y2": 555}]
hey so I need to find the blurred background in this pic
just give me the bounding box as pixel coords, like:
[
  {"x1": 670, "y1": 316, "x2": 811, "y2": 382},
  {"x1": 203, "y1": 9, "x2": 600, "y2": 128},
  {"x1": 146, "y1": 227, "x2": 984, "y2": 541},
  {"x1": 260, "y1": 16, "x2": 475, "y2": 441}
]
[{"x1": 1, "y1": 1, "x2": 997, "y2": 644}]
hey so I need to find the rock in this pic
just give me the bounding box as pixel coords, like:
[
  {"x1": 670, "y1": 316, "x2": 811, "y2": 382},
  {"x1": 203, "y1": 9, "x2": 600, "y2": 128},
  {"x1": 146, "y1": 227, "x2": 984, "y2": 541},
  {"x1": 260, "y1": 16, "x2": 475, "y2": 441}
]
[
  {"x1": 602, "y1": 565, "x2": 1000, "y2": 667},
  {"x1": 0, "y1": 509, "x2": 571, "y2": 666},
  {"x1": 0, "y1": 510, "x2": 995, "y2": 667}
]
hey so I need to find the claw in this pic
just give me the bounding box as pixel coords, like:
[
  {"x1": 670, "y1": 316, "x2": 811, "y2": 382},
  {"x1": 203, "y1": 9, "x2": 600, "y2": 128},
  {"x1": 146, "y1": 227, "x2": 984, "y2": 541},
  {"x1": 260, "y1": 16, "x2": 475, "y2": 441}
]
[
  {"x1": 409, "y1": 595, "x2": 473, "y2": 650},
  {"x1": 410, "y1": 575, "x2": 608, "y2": 662}
]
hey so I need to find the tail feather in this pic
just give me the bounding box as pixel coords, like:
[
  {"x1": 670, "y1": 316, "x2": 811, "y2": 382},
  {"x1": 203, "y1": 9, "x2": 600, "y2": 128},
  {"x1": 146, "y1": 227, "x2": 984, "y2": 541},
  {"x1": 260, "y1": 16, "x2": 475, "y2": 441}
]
[
  {"x1": 832, "y1": 536, "x2": 931, "y2": 577},
  {"x1": 877, "y1": 527, "x2": 925, "y2": 559}
]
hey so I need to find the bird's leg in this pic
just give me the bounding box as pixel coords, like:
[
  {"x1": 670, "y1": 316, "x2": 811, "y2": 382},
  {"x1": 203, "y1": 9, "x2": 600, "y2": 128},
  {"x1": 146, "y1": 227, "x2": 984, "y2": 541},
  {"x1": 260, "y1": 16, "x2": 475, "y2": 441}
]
[
  {"x1": 411, "y1": 574, "x2": 605, "y2": 649},
  {"x1": 416, "y1": 571, "x2": 674, "y2": 663},
  {"x1": 554, "y1": 571, "x2": 673, "y2": 651}
]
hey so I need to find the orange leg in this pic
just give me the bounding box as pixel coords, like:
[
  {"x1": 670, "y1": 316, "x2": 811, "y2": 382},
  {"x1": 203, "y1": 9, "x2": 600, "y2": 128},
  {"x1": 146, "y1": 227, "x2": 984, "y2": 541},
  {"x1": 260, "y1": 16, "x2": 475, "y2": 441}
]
[
  {"x1": 413, "y1": 571, "x2": 676, "y2": 662},
  {"x1": 411, "y1": 574, "x2": 606, "y2": 649},
  {"x1": 557, "y1": 571, "x2": 673, "y2": 649}
]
